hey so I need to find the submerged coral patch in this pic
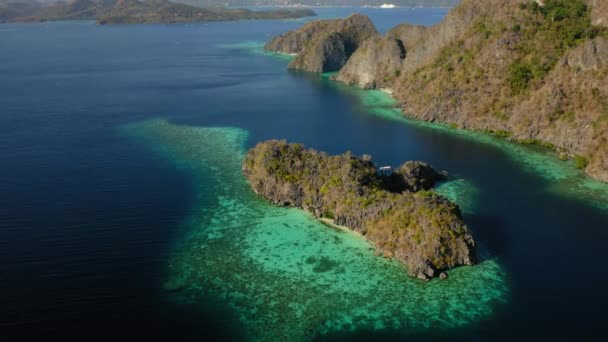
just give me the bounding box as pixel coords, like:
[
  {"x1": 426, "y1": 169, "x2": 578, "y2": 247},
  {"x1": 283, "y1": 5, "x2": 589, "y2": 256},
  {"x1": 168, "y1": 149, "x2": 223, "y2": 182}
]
[
  {"x1": 125, "y1": 119, "x2": 508, "y2": 341},
  {"x1": 435, "y1": 179, "x2": 480, "y2": 215}
]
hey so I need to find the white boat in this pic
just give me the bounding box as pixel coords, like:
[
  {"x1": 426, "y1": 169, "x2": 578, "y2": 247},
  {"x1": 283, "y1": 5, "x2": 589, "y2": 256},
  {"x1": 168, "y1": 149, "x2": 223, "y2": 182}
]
[
  {"x1": 380, "y1": 4, "x2": 397, "y2": 9},
  {"x1": 378, "y1": 166, "x2": 393, "y2": 174}
]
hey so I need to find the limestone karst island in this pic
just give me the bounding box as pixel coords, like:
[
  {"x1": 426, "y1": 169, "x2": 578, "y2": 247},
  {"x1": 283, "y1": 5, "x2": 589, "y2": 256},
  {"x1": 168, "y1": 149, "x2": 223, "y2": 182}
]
[
  {"x1": 243, "y1": 140, "x2": 475, "y2": 279},
  {"x1": 3, "y1": 0, "x2": 608, "y2": 341},
  {"x1": 265, "y1": 0, "x2": 608, "y2": 182}
]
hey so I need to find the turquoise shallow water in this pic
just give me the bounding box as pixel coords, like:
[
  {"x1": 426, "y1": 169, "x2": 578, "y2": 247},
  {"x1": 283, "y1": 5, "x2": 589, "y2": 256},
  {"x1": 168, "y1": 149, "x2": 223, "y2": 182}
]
[{"x1": 125, "y1": 119, "x2": 508, "y2": 341}]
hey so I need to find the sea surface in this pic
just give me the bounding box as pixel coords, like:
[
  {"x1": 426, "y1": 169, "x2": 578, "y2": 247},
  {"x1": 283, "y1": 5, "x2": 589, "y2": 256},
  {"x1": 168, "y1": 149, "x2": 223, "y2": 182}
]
[{"x1": 1, "y1": 7, "x2": 608, "y2": 341}]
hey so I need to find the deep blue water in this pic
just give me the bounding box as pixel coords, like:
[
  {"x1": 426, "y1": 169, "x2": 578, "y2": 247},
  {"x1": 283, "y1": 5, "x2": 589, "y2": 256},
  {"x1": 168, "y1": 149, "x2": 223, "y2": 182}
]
[{"x1": 1, "y1": 7, "x2": 608, "y2": 341}]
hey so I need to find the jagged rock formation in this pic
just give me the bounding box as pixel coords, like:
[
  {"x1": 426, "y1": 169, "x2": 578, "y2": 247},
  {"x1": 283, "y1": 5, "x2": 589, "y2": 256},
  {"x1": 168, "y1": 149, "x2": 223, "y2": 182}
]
[
  {"x1": 386, "y1": 23, "x2": 428, "y2": 49},
  {"x1": 0, "y1": 0, "x2": 315, "y2": 24},
  {"x1": 242, "y1": 140, "x2": 476, "y2": 279},
  {"x1": 265, "y1": 14, "x2": 378, "y2": 72},
  {"x1": 264, "y1": 19, "x2": 337, "y2": 55},
  {"x1": 267, "y1": 0, "x2": 608, "y2": 183},
  {"x1": 332, "y1": 35, "x2": 406, "y2": 89},
  {"x1": 391, "y1": 0, "x2": 608, "y2": 182}
]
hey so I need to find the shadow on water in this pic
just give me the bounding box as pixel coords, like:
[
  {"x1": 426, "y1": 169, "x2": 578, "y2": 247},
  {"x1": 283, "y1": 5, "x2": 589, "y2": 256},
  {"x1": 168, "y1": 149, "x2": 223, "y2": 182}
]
[{"x1": 465, "y1": 214, "x2": 511, "y2": 260}]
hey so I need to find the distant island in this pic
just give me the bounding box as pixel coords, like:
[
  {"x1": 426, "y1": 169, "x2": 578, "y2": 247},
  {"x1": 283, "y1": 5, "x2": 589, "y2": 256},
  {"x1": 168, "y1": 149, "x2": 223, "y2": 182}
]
[
  {"x1": 175, "y1": 0, "x2": 461, "y2": 8},
  {"x1": 265, "y1": 0, "x2": 608, "y2": 183},
  {"x1": 0, "y1": 0, "x2": 316, "y2": 24},
  {"x1": 243, "y1": 140, "x2": 476, "y2": 280}
]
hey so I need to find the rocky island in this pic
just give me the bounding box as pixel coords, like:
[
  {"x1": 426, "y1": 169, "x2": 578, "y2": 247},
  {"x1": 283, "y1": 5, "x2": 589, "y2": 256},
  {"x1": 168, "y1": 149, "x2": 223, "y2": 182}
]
[
  {"x1": 265, "y1": 13, "x2": 378, "y2": 73},
  {"x1": 0, "y1": 0, "x2": 316, "y2": 24},
  {"x1": 265, "y1": 0, "x2": 608, "y2": 183},
  {"x1": 242, "y1": 140, "x2": 476, "y2": 279}
]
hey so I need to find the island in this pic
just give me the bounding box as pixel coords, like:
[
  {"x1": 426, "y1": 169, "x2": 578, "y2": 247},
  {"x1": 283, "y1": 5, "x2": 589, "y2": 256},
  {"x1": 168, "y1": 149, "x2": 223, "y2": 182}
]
[
  {"x1": 242, "y1": 140, "x2": 476, "y2": 280},
  {"x1": 265, "y1": 0, "x2": 608, "y2": 183},
  {"x1": 0, "y1": 0, "x2": 316, "y2": 24}
]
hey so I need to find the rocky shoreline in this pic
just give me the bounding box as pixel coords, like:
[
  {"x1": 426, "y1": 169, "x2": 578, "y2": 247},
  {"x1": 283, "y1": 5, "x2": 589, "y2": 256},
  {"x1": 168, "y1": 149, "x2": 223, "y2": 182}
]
[
  {"x1": 242, "y1": 140, "x2": 476, "y2": 280},
  {"x1": 264, "y1": 0, "x2": 608, "y2": 183}
]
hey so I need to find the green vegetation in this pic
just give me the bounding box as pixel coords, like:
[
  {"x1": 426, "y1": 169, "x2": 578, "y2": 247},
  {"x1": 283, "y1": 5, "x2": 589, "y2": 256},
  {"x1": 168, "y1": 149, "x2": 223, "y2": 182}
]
[
  {"x1": 494, "y1": 130, "x2": 512, "y2": 138},
  {"x1": 243, "y1": 140, "x2": 475, "y2": 279},
  {"x1": 508, "y1": 62, "x2": 533, "y2": 93},
  {"x1": 533, "y1": 0, "x2": 588, "y2": 24},
  {"x1": 386, "y1": 0, "x2": 608, "y2": 182},
  {"x1": 516, "y1": 138, "x2": 556, "y2": 149},
  {"x1": 560, "y1": 111, "x2": 576, "y2": 123},
  {"x1": 472, "y1": 16, "x2": 499, "y2": 39},
  {"x1": 574, "y1": 155, "x2": 589, "y2": 169},
  {"x1": 509, "y1": 0, "x2": 604, "y2": 92}
]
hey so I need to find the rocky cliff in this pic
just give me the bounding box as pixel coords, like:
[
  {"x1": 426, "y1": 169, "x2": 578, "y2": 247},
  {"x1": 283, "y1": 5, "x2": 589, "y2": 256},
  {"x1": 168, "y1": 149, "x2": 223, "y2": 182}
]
[
  {"x1": 242, "y1": 140, "x2": 476, "y2": 280},
  {"x1": 265, "y1": 14, "x2": 377, "y2": 73},
  {"x1": 332, "y1": 35, "x2": 406, "y2": 89},
  {"x1": 391, "y1": 0, "x2": 608, "y2": 182},
  {"x1": 266, "y1": 0, "x2": 608, "y2": 183}
]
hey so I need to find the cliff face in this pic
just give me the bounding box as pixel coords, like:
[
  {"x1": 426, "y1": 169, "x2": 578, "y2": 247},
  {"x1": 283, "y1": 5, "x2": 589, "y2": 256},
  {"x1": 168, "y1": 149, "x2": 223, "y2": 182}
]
[
  {"x1": 332, "y1": 35, "x2": 406, "y2": 89},
  {"x1": 265, "y1": 14, "x2": 378, "y2": 73},
  {"x1": 265, "y1": 19, "x2": 340, "y2": 55},
  {"x1": 392, "y1": 0, "x2": 608, "y2": 182},
  {"x1": 242, "y1": 140, "x2": 476, "y2": 280},
  {"x1": 266, "y1": 0, "x2": 608, "y2": 182},
  {"x1": 510, "y1": 36, "x2": 608, "y2": 179},
  {"x1": 387, "y1": 23, "x2": 428, "y2": 49}
]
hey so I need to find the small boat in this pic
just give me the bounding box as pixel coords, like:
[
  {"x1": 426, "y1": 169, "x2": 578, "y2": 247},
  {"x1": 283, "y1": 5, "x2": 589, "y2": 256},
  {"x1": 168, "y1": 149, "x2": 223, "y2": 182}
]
[
  {"x1": 378, "y1": 166, "x2": 393, "y2": 174},
  {"x1": 380, "y1": 4, "x2": 397, "y2": 9}
]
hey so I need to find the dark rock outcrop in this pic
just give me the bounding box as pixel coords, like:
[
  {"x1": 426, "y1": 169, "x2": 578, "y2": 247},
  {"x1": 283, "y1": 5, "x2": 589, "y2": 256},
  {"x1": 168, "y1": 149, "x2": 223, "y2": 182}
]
[
  {"x1": 265, "y1": 14, "x2": 378, "y2": 73},
  {"x1": 396, "y1": 161, "x2": 448, "y2": 192},
  {"x1": 242, "y1": 140, "x2": 476, "y2": 280}
]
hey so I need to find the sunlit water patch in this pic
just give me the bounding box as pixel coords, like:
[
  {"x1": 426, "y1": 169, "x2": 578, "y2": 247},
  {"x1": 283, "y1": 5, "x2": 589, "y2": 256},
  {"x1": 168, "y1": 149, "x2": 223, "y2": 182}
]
[{"x1": 124, "y1": 119, "x2": 508, "y2": 341}]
